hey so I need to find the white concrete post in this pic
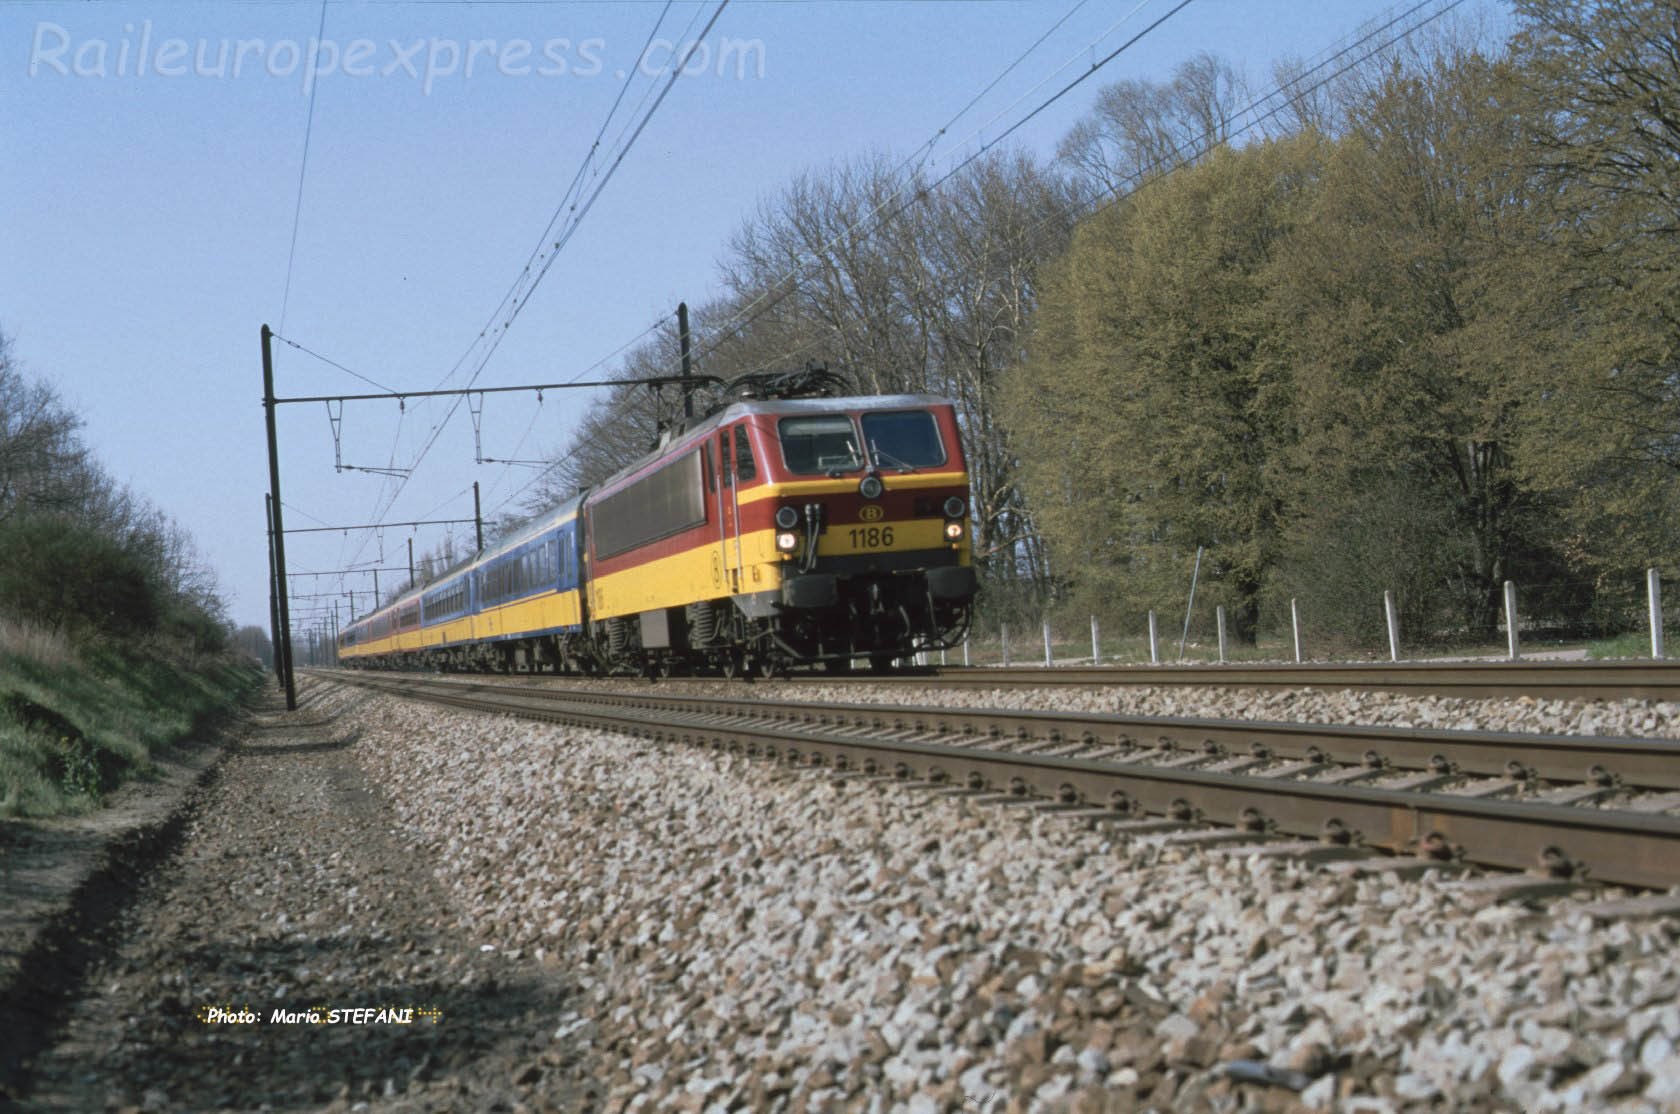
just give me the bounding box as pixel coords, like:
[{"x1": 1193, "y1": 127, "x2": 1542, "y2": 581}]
[
  {"x1": 1384, "y1": 590, "x2": 1400, "y2": 663},
  {"x1": 963, "y1": 637, "x2": 970, "y2": 667},
  {"x1": 1043, "y1": 619, "x2": 1053, "y2": 667},
  {"x1": 1178, "y1": 545, "x2": 1204, "y2": 663},
  {"x1": 1091, "y1": 615, "x2": 1100, "y2": 665},
  {"x1": 1147, "y1": 610, "x2": 1159, "y2": 666},
  {"x1": 1650, "y1": 568, "x2": 1665, "y2": 660},
  {"x1": 1504, "y1": 580, "x2": 1520, "y2": 660},
  {"x1": 1290, "y1": 598, "x2": 1303, "y2": 663},
  {"x1": 1216, "y1": 605, "x2": 1227, "y2": 664},
  {"x1": 940, "y1": 647, "x2": 947, "y2": 666},
  {"x1": 1001, "y1": 623, "x2": 1010, "y2": 667}
]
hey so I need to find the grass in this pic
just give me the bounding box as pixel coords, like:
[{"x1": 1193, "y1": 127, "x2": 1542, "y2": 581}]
[
  {"x1": 0, "y1": 623, "x2": 261, "y2": 819},
  {"x1": 1587, "y1": 631, "x2": 1660, "y2": 660}
]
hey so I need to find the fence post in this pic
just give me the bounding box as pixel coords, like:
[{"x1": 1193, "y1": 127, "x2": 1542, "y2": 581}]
[
  {"x1": 1504, "y1": 580, "x2": 1520, "y2": 660},
  {"x1": 1147, "y1": 610, "x2": 1159, "y2": 666},
  {"x1": 963, "y1": 637, "x2": 970, "y2": 667},
  {"x1": 940, "y1": 647, "x2": 947, "y2": 666},
  {"x1": 1178, "y1": 545, "x2": 1204, "y2": 662},
  {"x1": 1091, "y1": 615, "x2": 1100, "y2": 665},
  {"x1": 1216, "y1": 605, "x2": 1227, "y2": 664},
  {"x1": 1001, "y1": 623, "x2": 1010, "y2": 667},
  {"x1": 1651, "y1": 568, "x2": 1665, "y2": 660},
  {"x1": 1384, "y1": 590, "x2": 1400, "y2": 663},
  {"x1": 1290, "y1": 598, "x2": 1303, "y2": 663},
  {"x1": 1043, "y1": 620, "x2": 1053, "y2": 667}
]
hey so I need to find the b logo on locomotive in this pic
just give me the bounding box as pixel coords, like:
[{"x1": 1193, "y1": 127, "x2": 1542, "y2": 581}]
[{"x1": 858, "y1": 505, "x2": 884, "y2": 522}]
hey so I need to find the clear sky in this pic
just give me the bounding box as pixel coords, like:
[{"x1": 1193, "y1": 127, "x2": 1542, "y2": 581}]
[{"x1": 0, "y1": 0, "x2": 1508, "y2": 636}]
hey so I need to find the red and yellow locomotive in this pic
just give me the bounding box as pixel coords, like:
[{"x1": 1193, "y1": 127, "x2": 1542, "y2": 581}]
[{"x1": 583, "y1": 387, "x2": 977, "y2": 675}]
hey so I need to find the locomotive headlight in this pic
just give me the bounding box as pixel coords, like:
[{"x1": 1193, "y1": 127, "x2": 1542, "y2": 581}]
[
  {"x1": 859, "y1": 475, "x2": 884, "y2": 500},
  {"x1": 776, "y1": 531, "x2": 800, "y2": 553},
  {"x1": 943, "y1": 520, "x2": 964, "y2": 542},
  {"x1": 774, "y1": 505, "x2": 801, "y2": 530},
  {"x1": 943, "y1": 496, "x2": 966, "y2": 519}
]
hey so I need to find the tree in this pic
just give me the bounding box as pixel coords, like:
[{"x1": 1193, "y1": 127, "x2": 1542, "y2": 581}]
[
  {"x1": 1007, "y1": 135, "x2": 1324, "y2": 640},
  {"x1": 1058, "y1": 53, "x2": 1250, "y2": 200},
  {"x1": 1264, "y1": 45, "x2": 1563, "y2": 641},
  {"x1": 1502, "y1": 0, "x2": 1680, "y2": 574}
]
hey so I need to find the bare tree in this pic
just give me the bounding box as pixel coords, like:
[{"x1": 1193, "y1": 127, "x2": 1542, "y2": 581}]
[{"x1": 1057, "y1": 52, "x2": 1249, "y2": 199}]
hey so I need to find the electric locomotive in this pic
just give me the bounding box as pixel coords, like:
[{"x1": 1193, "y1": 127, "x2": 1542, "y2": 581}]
[{"x1": 583, "y1": 383, "x2": 977, "y2": 676}]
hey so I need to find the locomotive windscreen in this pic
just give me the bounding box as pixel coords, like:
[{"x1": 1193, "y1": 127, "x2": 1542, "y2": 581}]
[
  {"x1": 860, "y1": 410, "x2": 945, "y2": 469},
  {"x1": 778, "y1": 414, "x2": 863, "y2": 474},
  {"x1": 779, "y1": 410, "x2": 945, "y2": 474}
]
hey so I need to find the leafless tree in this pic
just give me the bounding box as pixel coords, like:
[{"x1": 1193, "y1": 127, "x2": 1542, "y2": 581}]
[{"x1": 1057, "y1": 52, "x2": 1249, "y2": 199}]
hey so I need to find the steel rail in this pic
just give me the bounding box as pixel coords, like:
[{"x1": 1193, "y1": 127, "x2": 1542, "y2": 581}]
[
  {"x1": 326, "y1": 672, "x2": 1680, "y2": 889},
  {"x1": 323, "y1": 672, "x2": 1680, "y2": 790},
  {"x1": 805, "y1": 661, "x2": 1680, "y2": 700}
]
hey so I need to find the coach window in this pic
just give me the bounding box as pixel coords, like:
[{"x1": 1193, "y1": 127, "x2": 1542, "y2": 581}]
[{"x1": 734, "y1": 425, "x2": 756, "y2": 482}]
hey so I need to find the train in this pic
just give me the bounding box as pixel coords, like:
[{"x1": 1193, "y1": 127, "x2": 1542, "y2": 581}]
[{"x1": 336, "y1": 375, "x2": 978, "y2": 677}]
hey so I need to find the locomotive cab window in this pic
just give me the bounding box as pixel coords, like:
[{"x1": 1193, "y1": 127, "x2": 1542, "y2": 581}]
[
  {"x1": 860, "y1": 410, "x2": 945, "y2": 470},
  {"x1": 779, "y1": 415, "x2": 863, "y2": 475},
  {"x1": 734, "y1": 425, "x2": 756, "y2": 482}
]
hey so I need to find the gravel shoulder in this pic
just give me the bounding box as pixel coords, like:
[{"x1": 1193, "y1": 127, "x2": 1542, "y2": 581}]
[{"x1": 2, "y1": 680, "x2": 593, "y2": 1113}]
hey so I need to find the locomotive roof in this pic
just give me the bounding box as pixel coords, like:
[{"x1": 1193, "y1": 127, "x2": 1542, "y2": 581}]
[{"x1": 719, "y1": 392, "x2": 956, "y2": 418}]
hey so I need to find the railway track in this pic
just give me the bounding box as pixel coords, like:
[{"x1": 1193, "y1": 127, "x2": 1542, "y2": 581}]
[
  {"x1": 819, "y1": 659, "x2": 1680, "y2": 700},
  {"x1": 324, "y1": 670, "x2": 1680, "y2": 892}
]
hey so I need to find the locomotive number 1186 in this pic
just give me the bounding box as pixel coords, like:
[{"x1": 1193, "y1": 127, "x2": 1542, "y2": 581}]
[{"x1": 847, "y1": 526, "x2": 896, "y2": 549}]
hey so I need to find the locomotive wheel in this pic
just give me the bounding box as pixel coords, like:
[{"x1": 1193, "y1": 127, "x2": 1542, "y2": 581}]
[
  {"x1": 719, "y1": 651, "x2": 743, "y2": 680},
  {"x1": 755, "y1": 654, "x2": 781, "y2": 680}
]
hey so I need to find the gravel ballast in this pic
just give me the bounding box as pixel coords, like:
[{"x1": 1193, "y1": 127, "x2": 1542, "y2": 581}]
[{"x1": 343, "y1": 688, "x2": 1680, "y2": 1113}]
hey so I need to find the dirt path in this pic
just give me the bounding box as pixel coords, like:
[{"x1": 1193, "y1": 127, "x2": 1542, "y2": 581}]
[{"x1": 3, "y1": 680, "x2": 595, "y2": 1113}]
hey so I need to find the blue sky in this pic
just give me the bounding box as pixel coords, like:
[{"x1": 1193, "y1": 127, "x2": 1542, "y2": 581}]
[{"x1": 0, "y1": 0, "x2": 1507, "y2": 635}]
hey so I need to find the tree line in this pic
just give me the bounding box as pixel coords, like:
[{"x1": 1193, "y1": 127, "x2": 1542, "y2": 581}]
[
  {"x1": 495, "y1": 0, "x2": 1674, "y2": 648},
  {"x1": 0, "y1": 333, "x2": 235, "y2": 657}
]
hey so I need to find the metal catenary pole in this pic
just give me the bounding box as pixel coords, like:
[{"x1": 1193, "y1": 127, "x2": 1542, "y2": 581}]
[
  {"x1": 261, "y1": 325, "x2": 297, "y2": 710},
  {"x1": 474, "y1": 481, "x2": 485, "y2": 552},
  {"x1": 265, "y1": 494, "x2": 283, "y2": 687},
  {"x1": 678, "y1": 301, "x2": 695, "y2": 420}
]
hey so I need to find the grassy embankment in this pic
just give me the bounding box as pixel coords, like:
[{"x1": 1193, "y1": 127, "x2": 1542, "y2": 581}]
[{"x1": 0, "y1": 619, "x2": 261, "y2": 819}]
